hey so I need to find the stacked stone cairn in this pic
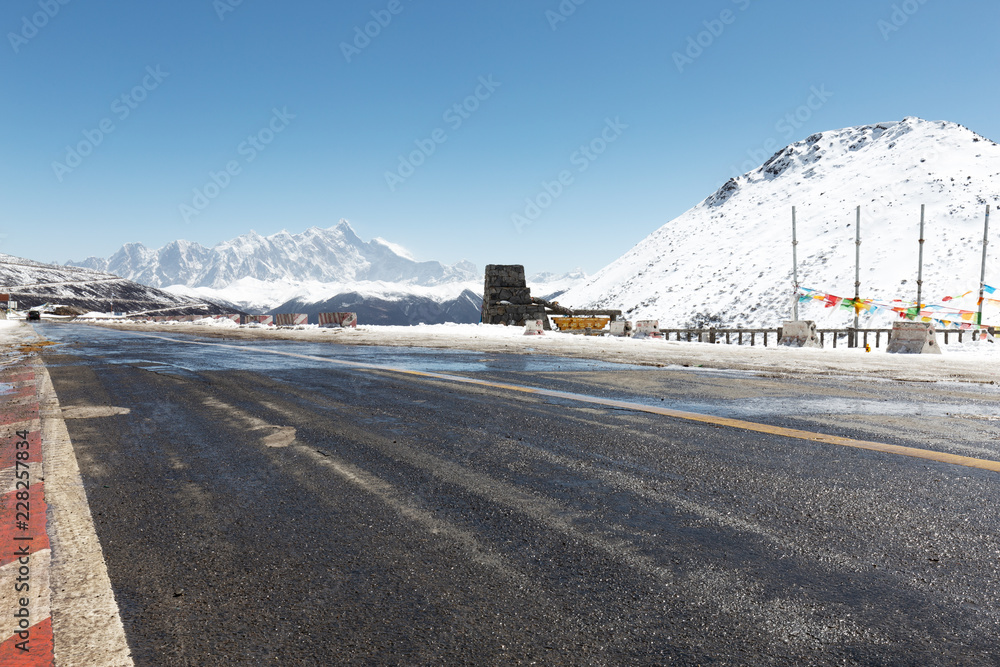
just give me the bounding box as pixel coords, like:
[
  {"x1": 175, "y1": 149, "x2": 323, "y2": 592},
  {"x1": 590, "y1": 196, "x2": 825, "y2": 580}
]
[{"x1": 481, "y1": 264, "x2": 550, "y2": 328}]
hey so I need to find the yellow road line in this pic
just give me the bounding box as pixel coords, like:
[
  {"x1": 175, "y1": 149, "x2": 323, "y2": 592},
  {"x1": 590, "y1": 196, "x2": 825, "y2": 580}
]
[
  {"x1": 392, "y1": 369, "x2": 1000, "y2": 473},
  {"x1": 113, "y1": 330, "x2": 1000, "y2": 473}
]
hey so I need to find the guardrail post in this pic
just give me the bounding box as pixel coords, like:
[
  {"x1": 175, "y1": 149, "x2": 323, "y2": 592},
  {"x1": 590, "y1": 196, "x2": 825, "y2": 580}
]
[
  {"x1": 764, "y1": 331, "x2": 769, "y2": 347},
  {"x1": 709, "y1": 328, "x2": 716, "y2": 344}
]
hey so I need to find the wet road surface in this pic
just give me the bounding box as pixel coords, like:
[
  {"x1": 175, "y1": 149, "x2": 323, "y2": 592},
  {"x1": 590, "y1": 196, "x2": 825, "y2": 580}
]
[{"x1": 35, "y1": 323, "x2": 1000, "y2": 665}]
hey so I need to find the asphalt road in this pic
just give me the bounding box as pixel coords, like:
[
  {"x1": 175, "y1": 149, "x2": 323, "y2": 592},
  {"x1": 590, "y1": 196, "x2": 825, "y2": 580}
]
[{"x1": 35, "y1": 323, "x2": 1000, "y2": 665}]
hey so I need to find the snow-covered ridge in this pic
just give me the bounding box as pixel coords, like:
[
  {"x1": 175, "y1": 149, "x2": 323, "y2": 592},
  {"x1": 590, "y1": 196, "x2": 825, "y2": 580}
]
[
  {"x1": 562, "y1": 117, "x2": 1000, "y2": 328},
  {"x1": 69, "y1": 220, "x2": 478, "y2": 290},
  {"x1": 0, "y1": 253, "x2": 227, "y2": 314}
]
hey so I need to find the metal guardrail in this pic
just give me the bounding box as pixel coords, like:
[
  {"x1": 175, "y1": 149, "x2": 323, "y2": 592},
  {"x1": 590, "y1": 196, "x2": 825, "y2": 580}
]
[
  {"x1": 816, "y1": 329, "x2": 892, "y2": 349},
  {"x1": 656, "y1": 327, "x2": 992, "y2": 348},
  {"x1": 659, "y1": 328, "x2": 780, "y2": 346}
]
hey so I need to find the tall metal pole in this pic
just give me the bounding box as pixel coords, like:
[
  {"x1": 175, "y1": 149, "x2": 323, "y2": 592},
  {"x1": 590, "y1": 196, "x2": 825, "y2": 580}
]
[
  {"x1": 916, "y1": 204, "x2": 925, "y2": 321},
  {"x1": 853, "y1": 205, "x2": 861, "y2": 345},
  {"x1": 978, "y1": 205, "x2": 991, "y2": 328},
  {"x1": 792, "y1": 206, "x2": 799, "y2": 321}
]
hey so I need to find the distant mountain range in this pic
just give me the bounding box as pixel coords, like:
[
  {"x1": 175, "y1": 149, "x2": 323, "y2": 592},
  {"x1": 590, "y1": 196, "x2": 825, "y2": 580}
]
[
  {"x1": 69, "y1": 220, "x2": 477, "y2": 289},
  {"x1": 69, "y1": 222, "x2": 587, "y2": 325},
  {"x1": 562, "y1": 117, "x2": 1000, "y2": 328}
]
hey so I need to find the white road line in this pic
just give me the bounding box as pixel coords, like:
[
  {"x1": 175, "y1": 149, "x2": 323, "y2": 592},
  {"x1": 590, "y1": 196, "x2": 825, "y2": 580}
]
[{"x1": 38, "y1": 360, "x2": 133, "y2": 665}]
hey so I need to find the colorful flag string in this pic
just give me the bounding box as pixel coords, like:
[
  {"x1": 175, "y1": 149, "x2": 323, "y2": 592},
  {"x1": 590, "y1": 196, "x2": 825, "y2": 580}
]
[{"x1": 797, "y1": 286, "x2": 997, "y2": 330}]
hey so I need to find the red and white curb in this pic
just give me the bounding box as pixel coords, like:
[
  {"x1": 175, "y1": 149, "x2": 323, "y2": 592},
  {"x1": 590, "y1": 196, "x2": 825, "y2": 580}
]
[
  {"x1": 1, "y1": 327, "x2": 132, "y2": 666},
  {"x1": 0, "y1": 359, "x2": 53, "y2": 664}
]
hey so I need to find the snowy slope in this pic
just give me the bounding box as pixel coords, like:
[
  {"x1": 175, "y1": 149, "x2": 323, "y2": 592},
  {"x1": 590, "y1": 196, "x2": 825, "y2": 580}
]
[
  {"x1": 70, "y1": 220, "x2": 478, "y2": 289},
  {"x1": 561, "y1": 118, "x2": 1000, "y2": 328}
]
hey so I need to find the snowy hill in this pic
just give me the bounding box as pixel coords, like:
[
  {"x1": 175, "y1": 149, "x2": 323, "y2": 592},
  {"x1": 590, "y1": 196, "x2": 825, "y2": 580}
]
[
  {"x1": 0, "y1": 254, "x2": 231, "y2": 315},
  {"x1": 561, "y1": 118, "x2": 1000, "y2": 328},
  {"x1": 70, "y1": 220, "x2": 478, "y2": 290}
]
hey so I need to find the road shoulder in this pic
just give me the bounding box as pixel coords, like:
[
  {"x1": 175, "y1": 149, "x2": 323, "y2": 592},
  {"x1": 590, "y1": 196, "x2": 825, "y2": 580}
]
[{"x1": 0, "y1": 321, "x2": 132, "y2": 666}]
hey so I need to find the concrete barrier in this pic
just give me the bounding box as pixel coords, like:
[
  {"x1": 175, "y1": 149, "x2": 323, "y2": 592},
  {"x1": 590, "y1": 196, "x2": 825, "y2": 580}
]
[
  {"x1": 318, "y1": 312, "x2": 358, "y2": 328},
  {"x1": 523, "y1": 319, "x2": 546, "y2": 336},
  {"x1": 778, "y1": 320, "x2": 822, "y2": 348},
  {"x1": 247, "y1": 315, "x2": 274, "y2": 326},
  {"x1": 632, "y1": 320, "x2": 663, "y2": 339},
  {"x1": 273, "y1": 313, "x2": 308, "y2": 327},
  {"x1": 886, "y1": 321, "x2": 942, "y2": 354},
  {"x1": 609, "y1": 320, "x2": 633, "y2": 337}
]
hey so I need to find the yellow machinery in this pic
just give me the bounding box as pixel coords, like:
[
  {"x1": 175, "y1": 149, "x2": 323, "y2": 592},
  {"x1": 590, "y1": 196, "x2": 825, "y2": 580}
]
[{"x1": 551, "y1": 316, "x2": 610, "y2": 335}]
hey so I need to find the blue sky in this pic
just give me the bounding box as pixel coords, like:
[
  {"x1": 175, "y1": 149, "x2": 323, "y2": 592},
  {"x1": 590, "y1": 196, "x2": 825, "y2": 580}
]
[{"x1": 2, "y1": 0, "x2": 997, "y2": 275}]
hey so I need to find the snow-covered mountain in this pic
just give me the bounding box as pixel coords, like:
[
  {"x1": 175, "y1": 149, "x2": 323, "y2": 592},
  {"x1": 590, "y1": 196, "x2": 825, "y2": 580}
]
[
  {"x1": 561, "y1": 118, "x2": 1000, "y2": 328},
  {"x1": 0, "y1": 254, "x2": 231, "y2": 315},
  {"x1": 70, "y1": 220, "x2": 477, "y2": 290}
]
